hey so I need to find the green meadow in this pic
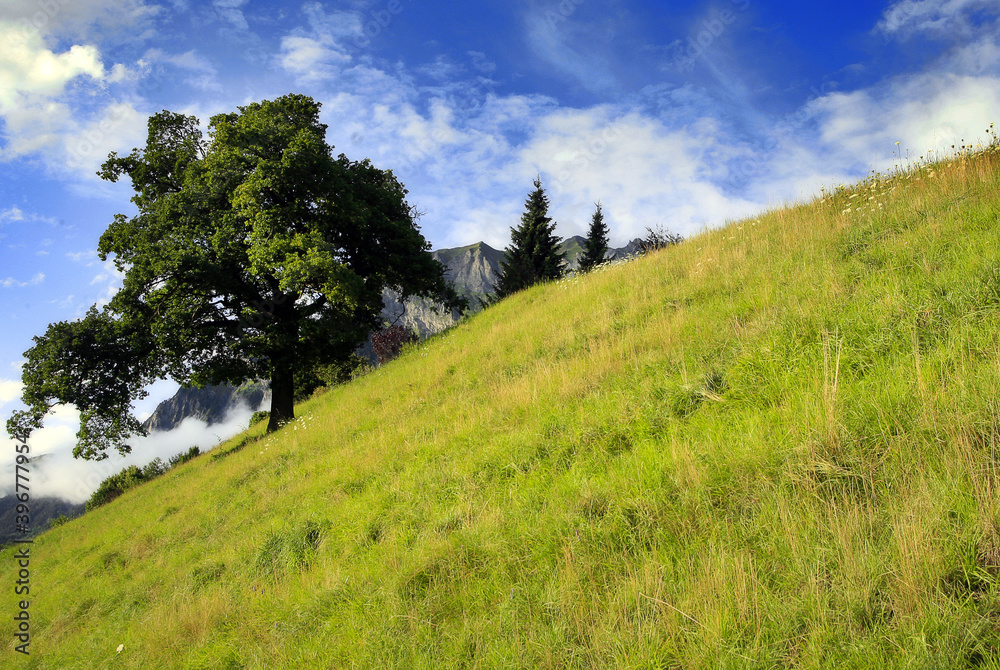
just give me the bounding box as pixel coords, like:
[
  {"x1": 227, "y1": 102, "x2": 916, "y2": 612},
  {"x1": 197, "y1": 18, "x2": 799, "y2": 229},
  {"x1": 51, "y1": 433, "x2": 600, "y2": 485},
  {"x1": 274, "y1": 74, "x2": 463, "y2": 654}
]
[{"x1": 4, "y1": 141, "x2": 1000, "y2": 668}]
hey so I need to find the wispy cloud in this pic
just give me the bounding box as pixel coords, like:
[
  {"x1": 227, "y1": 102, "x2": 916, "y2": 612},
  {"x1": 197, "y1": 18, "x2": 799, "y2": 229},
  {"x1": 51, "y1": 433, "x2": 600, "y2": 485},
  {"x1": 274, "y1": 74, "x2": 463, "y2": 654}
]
[
  {"x1": 1, "y1": 272, "x2": 44, "y2": 288},
  {"x1": 878, "y1": 0, "x2": 1000, "y2": 39},
  {"x1": 212, "y1": 0, "x2": 250, "y2": 31},
  {"x1": 523, "y1": 2, "x2": 619, "y2": 94},
  {"x1": 142, "y1": 48, "x2": 222, "y2": 92},
  {"x1": 277, "y1": 2, "x2": 364, "y2": 83},
  {"x1": 0, "y1": 206, "x2": 25, "y2": 224},
  {"x1": 0, "y1": 0, "x2": 157, "y2": 41}
]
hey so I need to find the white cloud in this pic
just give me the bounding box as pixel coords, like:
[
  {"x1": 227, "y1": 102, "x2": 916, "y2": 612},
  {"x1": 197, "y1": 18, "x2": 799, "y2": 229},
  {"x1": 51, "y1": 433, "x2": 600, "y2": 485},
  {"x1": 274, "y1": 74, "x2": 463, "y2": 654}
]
[
  {"x1": 0, "y1": 206, "x2": 26, "y2": 224},
  {"x1": 468, "y1": 51, "x2": 497, "y2": 75},
  {"x1": 807, "y1": 72, "x2": 1000, "y2": 170},
  {"x1": 0, "y1": 0, "x2": 159, "y2": 179},
  {"x1": 280, "y1": 35, "x2": 352, "y2": 79},
  {"x1": 277, "y1": 3, "x2": 364, "y2": 82},
  {"x1": 0, "y1": 0, "x2": 156, "y2": 42},
  {"x1": 212, "y1": 0, "x2": 250, "y2": 31},
  {"x1": 513, "y1": 109, "x2": 762, "y2": 242},
  {"x1": 0, "y1": 19, "x2": 149, "y2": 176},
  {"x1": 64, "y1": 101, "x2": 148, "y2": 172},
  {"x1": 0, "y1": 378, "x2": 22, "y2": 405},
  {"x1": 0, "y1": 26, "x2": 106, "y2": 159},
  {"x1": 142, "y1": 48, "x2": 221, "y2": 92},
  {"x1": 878, "y1": 0, "x2": 1000, "y2": 38},
  {"x1": 0, "y1": 395, "x2": 265, "y2": 504},
  {"x1": 66, "y1": 250, "x2": 97, "y2": 264},
  {"x1": 1, "y1": 273, "x2": 44, "y2": 288},
  {"x1": 0, "y1": 39, "x2": 104, "y2": 105}
]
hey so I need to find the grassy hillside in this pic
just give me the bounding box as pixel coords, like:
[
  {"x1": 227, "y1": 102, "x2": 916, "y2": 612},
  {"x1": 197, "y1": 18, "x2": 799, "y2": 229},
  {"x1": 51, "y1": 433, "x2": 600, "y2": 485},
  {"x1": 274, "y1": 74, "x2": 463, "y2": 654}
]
[{"x1": 4, "y1": 143, "x2": 1000, "y2": 668}]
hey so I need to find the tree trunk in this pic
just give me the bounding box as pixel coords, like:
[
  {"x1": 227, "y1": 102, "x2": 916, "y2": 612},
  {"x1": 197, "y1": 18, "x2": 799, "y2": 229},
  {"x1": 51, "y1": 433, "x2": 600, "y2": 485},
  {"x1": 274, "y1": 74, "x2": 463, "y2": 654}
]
[{"x1": 267, "y1": 365, "x2": 295, "y2": 432}]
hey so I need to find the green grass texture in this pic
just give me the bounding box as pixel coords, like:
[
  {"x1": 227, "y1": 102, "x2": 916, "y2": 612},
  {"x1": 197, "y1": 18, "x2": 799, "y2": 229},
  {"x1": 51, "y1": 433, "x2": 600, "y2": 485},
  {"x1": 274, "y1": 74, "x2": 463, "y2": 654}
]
[{"x1": 4, "y1": 141, "x2": 1000, "y2": 668}]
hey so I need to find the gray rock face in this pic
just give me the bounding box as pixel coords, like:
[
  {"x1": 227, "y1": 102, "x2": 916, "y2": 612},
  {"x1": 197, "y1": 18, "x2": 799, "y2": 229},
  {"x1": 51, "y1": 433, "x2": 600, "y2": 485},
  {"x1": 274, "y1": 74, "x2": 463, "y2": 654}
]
[
  {"x1": 142, "y1": 381, "x2": 268, "y2": 433},
  {"x1": 433, "y1": 242, "x2": 505, "y2": 304},
  {"x1": 381, "y1": 241, "x2": 506, "y2": 337}
]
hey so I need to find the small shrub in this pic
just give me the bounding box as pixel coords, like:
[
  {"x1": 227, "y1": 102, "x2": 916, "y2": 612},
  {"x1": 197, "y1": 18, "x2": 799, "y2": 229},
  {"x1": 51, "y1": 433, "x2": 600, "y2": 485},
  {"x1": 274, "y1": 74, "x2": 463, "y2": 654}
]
[
  {"x1": 316, "y1": 354, "x2": 371, "y2": 385},
  {"x1": 85, "y1": 454, "x2": 177, "y2": 512},
  {"x1": 48, "y1": 514, "x2": 71, "y2": 529},
  {"x1": 703, "y1": 370, "x2": 728, "y2": 396},
  {"x1": 86, "y1": 465, "x2": 145, "y2": 511},
  {"x1": 667, "y1": 384, "x2": 704, "y2": 418},
  {"x1": 295, "y1": 354, "x2": 374, "y2": 399},
  {"x1": 371, "y1": 324, "x2": 418, "y2": 365},
  {"x1": 636, "y1": 225, "x2": 683, "y2": 254},
  {"x1": 168, "y1": 446, "x2": 201, "y2": 468},
  {"x1": 99, "y1": 550, "x2": 126, "y2": 571},
  {"x1": 141, "y1": 457, "x2": 166, "y2": 479},
  {"x1": 190, "y1": 562, "x2": 227, "y2": 590},
  {"x1": 249, "y1": 411, "x2": 269, "y2": 427}
]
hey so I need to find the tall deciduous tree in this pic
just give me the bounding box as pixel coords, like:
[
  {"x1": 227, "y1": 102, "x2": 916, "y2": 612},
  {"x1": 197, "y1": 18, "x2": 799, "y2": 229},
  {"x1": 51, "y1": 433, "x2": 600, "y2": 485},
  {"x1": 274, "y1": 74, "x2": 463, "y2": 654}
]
[
  {"x1": 578, "y1": 202, "x2": 609, "y2": 272},
  {"x1": 492, "y1": 177, "x2": 565, "y2": 301},
  {"x1": 7, "y1": 94, "x2": 463, "y2": 459}
]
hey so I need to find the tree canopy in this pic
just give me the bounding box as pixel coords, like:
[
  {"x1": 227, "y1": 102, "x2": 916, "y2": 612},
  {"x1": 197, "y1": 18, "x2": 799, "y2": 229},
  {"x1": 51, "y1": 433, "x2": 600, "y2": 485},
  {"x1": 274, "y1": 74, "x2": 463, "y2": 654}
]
[
  {"x1": 7, "y1": 94, "x2": 463, "y2": 459},
  {"x1": 492, "y1": 177, "x2": 565, "y2": 301},
  {"x1": 578, "y1": 202, "x2": 609, "y2": 272}
]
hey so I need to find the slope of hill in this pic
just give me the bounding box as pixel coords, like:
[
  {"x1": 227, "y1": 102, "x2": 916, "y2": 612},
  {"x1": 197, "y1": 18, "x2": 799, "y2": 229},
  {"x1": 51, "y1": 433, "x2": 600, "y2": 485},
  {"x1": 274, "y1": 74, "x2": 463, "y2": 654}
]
[
  {"x1": 147, "y1": 237, "x2": 640, "y2": 433},
  {"x1": 4, "y1": 145, "x2": 1000, "y2": 668}
]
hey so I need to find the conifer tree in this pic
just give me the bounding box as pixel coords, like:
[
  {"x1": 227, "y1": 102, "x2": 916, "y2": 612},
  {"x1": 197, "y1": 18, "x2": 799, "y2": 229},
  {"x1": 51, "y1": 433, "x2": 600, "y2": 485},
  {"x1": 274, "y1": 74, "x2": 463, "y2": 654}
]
[
  {"x1": 578, "y1": 202, "x2": 609, "y2": 272},
  {"x1": 492, "y1": 177, "x2": 565, "y2": 301}
]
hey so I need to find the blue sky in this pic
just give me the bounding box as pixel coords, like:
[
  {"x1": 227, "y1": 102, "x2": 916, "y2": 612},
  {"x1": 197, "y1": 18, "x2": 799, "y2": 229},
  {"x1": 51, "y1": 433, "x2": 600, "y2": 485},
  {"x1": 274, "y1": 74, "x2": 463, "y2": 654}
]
[{"x1": 1, "y1": 0, "x2": 999, "y2": 498}]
